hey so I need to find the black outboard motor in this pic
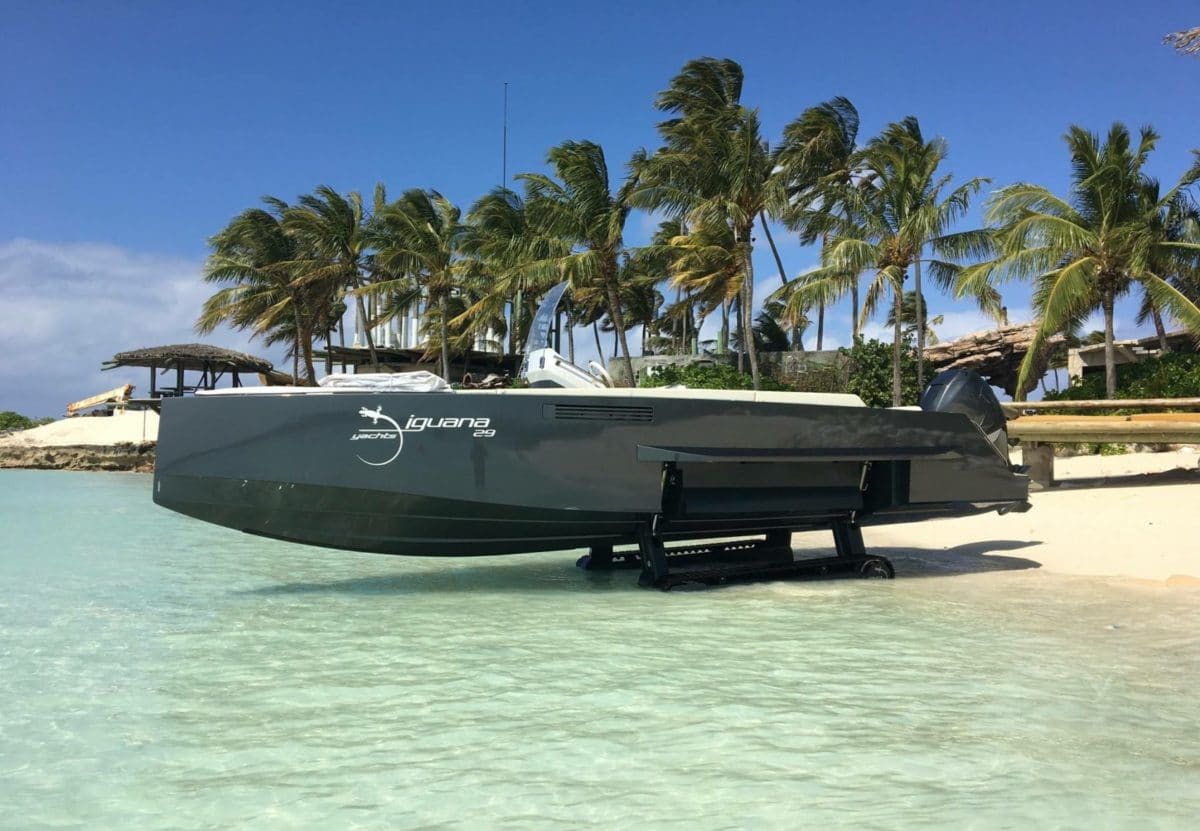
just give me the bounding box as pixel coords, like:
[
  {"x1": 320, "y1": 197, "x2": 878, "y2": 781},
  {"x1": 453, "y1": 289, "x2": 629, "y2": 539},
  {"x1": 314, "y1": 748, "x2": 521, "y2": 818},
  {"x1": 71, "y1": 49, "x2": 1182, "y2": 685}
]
[{"x1": 920, "y1": 369, "x2": 1009, "y2": 459}]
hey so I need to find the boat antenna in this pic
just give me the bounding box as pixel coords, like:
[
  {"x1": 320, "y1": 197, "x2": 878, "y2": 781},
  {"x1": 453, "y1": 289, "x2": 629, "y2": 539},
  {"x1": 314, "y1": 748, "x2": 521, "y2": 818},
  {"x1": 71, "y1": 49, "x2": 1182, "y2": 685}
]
[{"x1": 502, "y1": 81, "x2": 508, "y2": 190}]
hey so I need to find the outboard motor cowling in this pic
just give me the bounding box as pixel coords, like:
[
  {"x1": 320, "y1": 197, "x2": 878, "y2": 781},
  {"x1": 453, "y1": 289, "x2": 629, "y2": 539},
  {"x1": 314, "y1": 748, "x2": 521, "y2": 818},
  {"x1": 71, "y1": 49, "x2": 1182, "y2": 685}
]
[{"x1": 920, "y1": 369, "x2": 1009, "y2": 459}]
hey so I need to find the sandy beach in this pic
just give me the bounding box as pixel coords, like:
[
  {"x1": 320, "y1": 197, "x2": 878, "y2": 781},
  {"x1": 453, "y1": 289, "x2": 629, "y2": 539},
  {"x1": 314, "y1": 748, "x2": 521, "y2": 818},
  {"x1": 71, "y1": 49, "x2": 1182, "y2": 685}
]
[
  {"x1": 820, "y1": 449, "x2": 1200, "y2": 584},
  {"x1": 0, "y1": 410, "x2": 159, "y2": 447},
  {"x1": 0, "y1": 410, "x2": 159, "y2": 470}
]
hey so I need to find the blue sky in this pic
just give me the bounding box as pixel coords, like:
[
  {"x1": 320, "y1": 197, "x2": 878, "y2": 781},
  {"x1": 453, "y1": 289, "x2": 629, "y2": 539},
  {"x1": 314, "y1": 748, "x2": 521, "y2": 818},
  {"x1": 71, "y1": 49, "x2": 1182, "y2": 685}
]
[{"x1": 2, "y1": 0, "x2": 1197, "y2": 414}]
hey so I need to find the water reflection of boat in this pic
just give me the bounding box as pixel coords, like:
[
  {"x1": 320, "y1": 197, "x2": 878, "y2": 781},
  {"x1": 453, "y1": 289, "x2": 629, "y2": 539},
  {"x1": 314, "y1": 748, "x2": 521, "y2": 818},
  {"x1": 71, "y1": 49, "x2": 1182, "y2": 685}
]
[{"x1": 154, "y1": 284, "x2": 1029, "y2": 589}]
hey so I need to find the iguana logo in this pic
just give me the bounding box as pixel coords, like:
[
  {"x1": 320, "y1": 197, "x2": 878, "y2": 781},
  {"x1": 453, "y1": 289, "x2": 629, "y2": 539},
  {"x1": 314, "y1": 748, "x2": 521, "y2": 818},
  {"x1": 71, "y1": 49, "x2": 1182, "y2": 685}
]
[
  {"x1": 350, "y1": 406, "x2": 496, "y2": 467},
  {"x1": 350, "y1": 406, "x2": 404, "y2": 466}
]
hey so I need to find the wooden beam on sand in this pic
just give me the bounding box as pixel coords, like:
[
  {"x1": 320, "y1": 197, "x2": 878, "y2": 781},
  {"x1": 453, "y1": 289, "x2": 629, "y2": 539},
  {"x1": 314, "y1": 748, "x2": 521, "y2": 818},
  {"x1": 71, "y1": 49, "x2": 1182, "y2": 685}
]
[
  {"x1": 1009, "y1": 415, "x2": 1200, "y2": 445},
  {"x1": 1003, "y1": 397, "x2": 1200, "y2": 416},
  {"x1": 66, "y1": 384, "x2": 134, "y2": 415}
]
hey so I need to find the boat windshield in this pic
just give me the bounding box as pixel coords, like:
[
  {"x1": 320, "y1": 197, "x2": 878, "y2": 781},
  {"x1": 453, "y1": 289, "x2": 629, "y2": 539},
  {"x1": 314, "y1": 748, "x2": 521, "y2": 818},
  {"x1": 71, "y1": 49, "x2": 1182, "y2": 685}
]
[{"x1": 519, "y1": 281, "x2": 569, "y2": 378}]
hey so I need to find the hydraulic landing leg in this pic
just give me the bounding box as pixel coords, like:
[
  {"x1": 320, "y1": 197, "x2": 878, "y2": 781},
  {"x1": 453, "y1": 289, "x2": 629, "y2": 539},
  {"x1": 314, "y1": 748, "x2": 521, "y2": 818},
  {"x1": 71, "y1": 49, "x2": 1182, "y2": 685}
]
[
  {"x1": 637, "y1": 523, "x2": 670, "y2": 588},
  {"x1": 832, "y1": 520, "x2": 894, "y2": 579},
  {"x1": 832, "y1": 521, "x2": 866, "y2": 558},
  {"x1": 577, "y1": 542, "x2": 613, "y2": 570}
]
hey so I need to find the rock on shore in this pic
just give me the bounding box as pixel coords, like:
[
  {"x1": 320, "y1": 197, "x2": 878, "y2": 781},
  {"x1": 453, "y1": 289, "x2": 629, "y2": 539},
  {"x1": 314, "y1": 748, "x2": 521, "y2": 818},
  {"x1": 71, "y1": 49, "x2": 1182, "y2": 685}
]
[{"x1": 0, "y1": 442, "x2": 155, "y2": 472}]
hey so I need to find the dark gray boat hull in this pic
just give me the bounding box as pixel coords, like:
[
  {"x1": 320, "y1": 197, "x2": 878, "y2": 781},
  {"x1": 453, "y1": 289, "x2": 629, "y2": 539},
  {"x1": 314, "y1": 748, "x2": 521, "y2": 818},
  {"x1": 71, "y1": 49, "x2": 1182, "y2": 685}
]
[{"x1": 152, "y1": 390, "x2": 1029, "y2": 556}]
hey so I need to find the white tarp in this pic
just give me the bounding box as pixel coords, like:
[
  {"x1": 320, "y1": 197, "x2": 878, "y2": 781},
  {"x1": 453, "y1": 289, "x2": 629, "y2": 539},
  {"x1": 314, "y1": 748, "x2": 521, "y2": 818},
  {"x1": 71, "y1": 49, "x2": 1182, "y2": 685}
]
[{"x1": 317, "y1": 371, "x2": 452, "y2": 392}]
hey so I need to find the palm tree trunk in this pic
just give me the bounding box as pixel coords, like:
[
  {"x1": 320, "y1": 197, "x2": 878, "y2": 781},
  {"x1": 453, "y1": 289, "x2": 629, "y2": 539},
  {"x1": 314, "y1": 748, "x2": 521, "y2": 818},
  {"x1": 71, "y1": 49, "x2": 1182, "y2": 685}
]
[
  {"x1": 355, "y1": 290, "x2": 378, "y2": 365},
  {"x1": 439, "y1": 293, "x2": 451, "y2": 382},
  {"x1": 851, "y1": 278, "x2": 860, "y2": 342},
  {"x1": 605, "y1": 278, "x2": 635, "y2": 386},
  {"x1": 893, "y1": 288, "x2": 904, "y2": 406},
  {"x1": 567, "y1": 320, "x2": 575, "y2": 364},
  {"x1": 734, "y1": 294, "x2": 744, "y2": 372},
  {"x1": 592, "y1": 321, "x2": 606, "y2": 367},
  {"x1": 1102, "y1": 289, "x2": 1117, "y2": 399},
  {"x1": 673, "y1": 287, "x2": 682, "y2": 353},
  {"x1": 1152, "y1": 308, "x2": 1170, "y2": 352},
  {"x1": 325, "y1": 332, "x2": 333, "y2": 376},
  {"x1": 682, "y1": 293, "x2": 690, "y2": 356},
  {"x1": 760, "y1": 212, "x2": 800, "y2": 350},
  {"x1": 294, "y1": 308, "x2": 316, "y2": 383},
  {"x1": 741, "y1": 238, "x2": 761, "y2": 390},
  {"x1": 509, "y1": 294, "x2": 521, "y2": 356},
  {"x1": 338, "y1": 317, "x2": 346, "y2": 373},
  {"x1": 719, "y1": 299, "x2": 730, "y2": 355},
  {"x1": 914, "y1": 256, "x2": 925, "y2": 389},
  {"x1": 817, "y1": 303, "x2": 825, "y2": 350}
]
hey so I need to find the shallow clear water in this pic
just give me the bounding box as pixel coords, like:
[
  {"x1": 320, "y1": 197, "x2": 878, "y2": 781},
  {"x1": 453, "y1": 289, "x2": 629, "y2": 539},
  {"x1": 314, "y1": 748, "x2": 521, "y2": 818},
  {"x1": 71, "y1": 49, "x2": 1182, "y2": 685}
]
[{"x1": 1, "y1": 470, "x2": 1197, "y2": 829}]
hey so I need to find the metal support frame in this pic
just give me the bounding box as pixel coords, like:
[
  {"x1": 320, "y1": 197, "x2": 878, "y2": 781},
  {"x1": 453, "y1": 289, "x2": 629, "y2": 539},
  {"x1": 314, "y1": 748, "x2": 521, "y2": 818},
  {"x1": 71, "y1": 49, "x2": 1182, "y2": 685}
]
[
  {"x1": 578, "y1": 461, "x2": 894, "y2": 590},
  {"x1": 620, "y1": 516, "x2": 892, "y2": 591}
]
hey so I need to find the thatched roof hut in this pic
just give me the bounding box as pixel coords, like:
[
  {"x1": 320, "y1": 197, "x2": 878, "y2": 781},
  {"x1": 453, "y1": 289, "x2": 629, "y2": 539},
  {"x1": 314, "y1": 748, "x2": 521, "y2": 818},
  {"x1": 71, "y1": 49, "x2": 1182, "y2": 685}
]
[
  {"x1": 103, "y1": 344, "x2": 273, "y2": 398},
  {"x1": 105, "y1": 343, "x2": 273, "y2": 373}
]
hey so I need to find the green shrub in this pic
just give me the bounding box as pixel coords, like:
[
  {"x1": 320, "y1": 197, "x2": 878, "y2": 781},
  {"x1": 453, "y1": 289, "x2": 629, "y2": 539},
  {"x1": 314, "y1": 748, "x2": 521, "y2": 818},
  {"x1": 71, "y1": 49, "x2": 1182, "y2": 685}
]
[
  {"x1": 840, "y1": 339, "x2": 920, "y2": 408},
  {"x1": 638, "y1": 343, "x2": 922, "y2": 406},
  {"x1": 1044, "y1": 352, "x2": 1200, "y2": 404},
  {"x1": 791, "y1": 362, "x2": 847, "y2": 395},
  {"x1": 639, "y1": 362, "x2": 788, "y2": 391},
  {"x1": 0, "y1": 411, "x2": 52, "y2": 432}
]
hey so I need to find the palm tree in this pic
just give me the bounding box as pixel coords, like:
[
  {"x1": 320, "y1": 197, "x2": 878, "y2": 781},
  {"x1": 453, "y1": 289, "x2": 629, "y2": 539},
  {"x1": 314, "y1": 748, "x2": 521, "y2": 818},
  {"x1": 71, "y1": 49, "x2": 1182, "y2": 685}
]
[
  {"x1": 1164, "y1": 27, "x2": 1200, "y2": 55},
  {"x1": 460, "y1": 187, "x2": 562, "y2": 355},
  {"x1": 369, "y1": 190, "x2": 470, "y2": 380},
  {"x1": 283, "y1": 185, "x2": 379, "y2": 365},
  {"x1": 886, "y1": 290, "x2": 945, "y2": 345},
  {"x1": 633, "y1": 57, "x2": 782, "y2": 389},
  {"x1": 632, "y1": 218, "x2": 736, "y2": 353},
  {"x1": 958, "y1": 124, "x2": 1200, "y2": 398},
  {"x1": 515, "y1": 140, "x2": 638, "y2": 384},
  {"x1": 774, "y1": 96, "x2": 862, "y2": 346},
  {"x1": 1137, "y1": 184, "x2": 1200, "y2": 350},
  {"x1": 198, "y1": 199, "x2": 331, "y2": 382},
  {"x1": 773, "y1": 118, "x2": 992, "y2": 404},
  {"x1": 753, "y1": 301, "x2": 797, "y2": 352}
]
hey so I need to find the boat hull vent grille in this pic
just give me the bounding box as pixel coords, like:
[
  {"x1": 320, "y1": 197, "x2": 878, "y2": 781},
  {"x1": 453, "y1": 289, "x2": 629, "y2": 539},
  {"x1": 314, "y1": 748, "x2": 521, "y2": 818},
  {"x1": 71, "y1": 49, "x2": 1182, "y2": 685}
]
[{"x1": 544, "y1": 403, "x2": 654, "y2": 422}]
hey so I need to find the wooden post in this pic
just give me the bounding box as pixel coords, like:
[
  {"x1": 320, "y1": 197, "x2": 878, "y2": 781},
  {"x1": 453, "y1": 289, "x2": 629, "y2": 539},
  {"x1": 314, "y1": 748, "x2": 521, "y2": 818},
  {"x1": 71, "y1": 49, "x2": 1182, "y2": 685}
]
[
  {"x1": 149, "y1": 364, "x2": 157, "y2": 398},
  {"x1": 176, "y1": 362, "x2": 184, "y2": 397},
  {"x1": 1023, "y1": 442, "x2": 1054, "y2": 488}
]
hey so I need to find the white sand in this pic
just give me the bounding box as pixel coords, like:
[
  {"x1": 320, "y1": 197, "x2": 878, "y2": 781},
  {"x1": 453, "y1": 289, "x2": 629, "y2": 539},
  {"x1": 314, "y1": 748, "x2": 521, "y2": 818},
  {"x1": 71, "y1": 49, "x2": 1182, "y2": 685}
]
[
  {"x1": 0, "y1": 410, "x2": 159, "y2": 447},
  {"x1": 843, "y1": 449, "x2": 1200, "y2": 584}
]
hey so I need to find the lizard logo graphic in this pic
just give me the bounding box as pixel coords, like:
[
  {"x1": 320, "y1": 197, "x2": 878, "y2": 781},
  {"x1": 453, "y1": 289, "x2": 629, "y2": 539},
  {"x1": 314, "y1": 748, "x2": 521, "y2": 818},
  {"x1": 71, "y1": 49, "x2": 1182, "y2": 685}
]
[
  {"x1": 350, "y1": 406, "x2": 496, "y2": 467},
  {"x1": 350, "y1": 405, "x2": 404, "y2": 466}
]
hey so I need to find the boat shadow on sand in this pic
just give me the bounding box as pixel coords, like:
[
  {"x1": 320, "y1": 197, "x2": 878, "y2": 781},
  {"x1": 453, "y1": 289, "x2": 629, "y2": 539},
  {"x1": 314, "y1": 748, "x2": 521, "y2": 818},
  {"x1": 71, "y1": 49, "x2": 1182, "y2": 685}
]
[
  {"x1": 245, "y1": 539, "x2": 1042, "y2": 595},
  {"x1": 1049, "y1": 466, "x2": 1200, "y2": 491}
]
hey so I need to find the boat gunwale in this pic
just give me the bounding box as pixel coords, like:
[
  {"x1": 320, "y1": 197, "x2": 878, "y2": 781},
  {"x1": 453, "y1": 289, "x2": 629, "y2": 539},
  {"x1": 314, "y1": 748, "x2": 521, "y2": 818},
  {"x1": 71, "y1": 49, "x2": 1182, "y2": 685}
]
[{"x1": 194, "y1": 386, "x2": 868, "y2": 407}]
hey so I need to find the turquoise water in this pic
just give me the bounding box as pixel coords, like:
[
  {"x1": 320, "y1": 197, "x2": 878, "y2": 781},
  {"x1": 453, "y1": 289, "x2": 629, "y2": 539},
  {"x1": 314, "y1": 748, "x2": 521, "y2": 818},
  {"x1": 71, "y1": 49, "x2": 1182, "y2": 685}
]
[{"x1": 1, "y1": 470, "x2": 1197, "y2": 829}]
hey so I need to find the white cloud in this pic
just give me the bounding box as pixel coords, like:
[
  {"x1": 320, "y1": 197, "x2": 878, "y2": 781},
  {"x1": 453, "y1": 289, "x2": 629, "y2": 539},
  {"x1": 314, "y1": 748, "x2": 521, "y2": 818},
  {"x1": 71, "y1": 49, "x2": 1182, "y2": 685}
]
[{"x1": 0, "y1": 239, "x2": 283, "y2": 417}]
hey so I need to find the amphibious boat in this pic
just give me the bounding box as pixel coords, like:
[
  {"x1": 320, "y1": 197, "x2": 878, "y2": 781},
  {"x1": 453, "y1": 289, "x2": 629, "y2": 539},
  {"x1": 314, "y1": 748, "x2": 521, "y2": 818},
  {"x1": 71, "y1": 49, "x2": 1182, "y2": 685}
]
[{"x1": 153, "y1": 283, "x2": 1030, "y2": 588}]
